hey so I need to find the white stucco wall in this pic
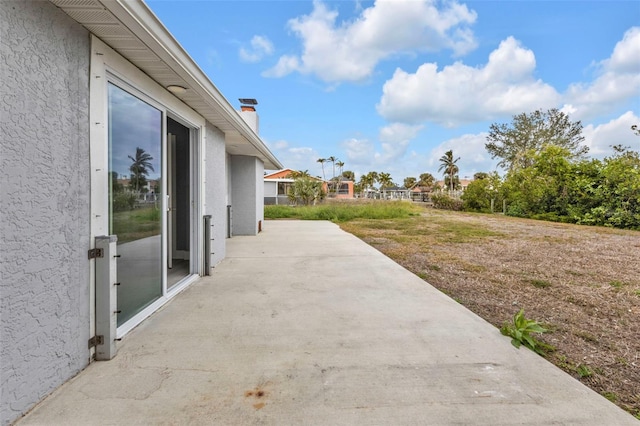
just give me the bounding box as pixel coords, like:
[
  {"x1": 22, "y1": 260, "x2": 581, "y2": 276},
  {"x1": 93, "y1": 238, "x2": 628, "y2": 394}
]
[
  {"x1": 0, "y1": 2, "x2": 91, "y2": 424},
  {"x1": 264, "y1": 181, "x2": 277, "y2": 197},
  {"x1": 204, "y1": 123, "x2": 227, "y2": 267},
  {"x1": 230, "y1": 156, "x2": 264, "y2": 235}
]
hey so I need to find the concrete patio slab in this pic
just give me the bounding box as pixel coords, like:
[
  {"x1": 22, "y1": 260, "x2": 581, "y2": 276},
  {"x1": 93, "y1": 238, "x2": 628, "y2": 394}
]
[{"x1": 17, "y1": 220, "x2": 636, "y2": 425}]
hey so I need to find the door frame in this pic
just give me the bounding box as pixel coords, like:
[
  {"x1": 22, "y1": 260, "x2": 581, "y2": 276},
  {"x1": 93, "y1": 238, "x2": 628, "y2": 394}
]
[{"x1": 89, "y1": 36, "x2": 205, "y2": 346}]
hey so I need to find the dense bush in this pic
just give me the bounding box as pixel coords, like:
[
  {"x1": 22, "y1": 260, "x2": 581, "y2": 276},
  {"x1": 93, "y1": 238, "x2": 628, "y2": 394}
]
[
  {"x1": 495, "y1": 145, "x2": 640, "y2": 229},
  {"x1": 461, "y1": 172, "x2": 502, "y2": 213},
  {"x1": 430, "y1": 193, "x2": 464, "y2": 211},
  {"x1": 112, "y1": 192, "x2": 136, "y2": 212}
]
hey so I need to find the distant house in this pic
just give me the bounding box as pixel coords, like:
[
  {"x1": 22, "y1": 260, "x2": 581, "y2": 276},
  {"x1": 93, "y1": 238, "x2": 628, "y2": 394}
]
[
  {"x1": 264, "y1": 169, "x2": 354, "y2": 204},
  {"x1": 410, "y1": 185, "x2": 433, "y2": 202},
  {"x1": 435, "y1": 178, "x2": 473, "y2": 191},
  {"x1": 382, "y1": 186, "x2": 412, "y2": 200},
  {"x1": 329, "y1": 180, "x2": 355, "y2": 199},
  {"x1": 264, "y1": 169, "x2": 321, "y2": 205},
  {"x1": 1, "y1": 1, "x2": 282, "y2": 424}
]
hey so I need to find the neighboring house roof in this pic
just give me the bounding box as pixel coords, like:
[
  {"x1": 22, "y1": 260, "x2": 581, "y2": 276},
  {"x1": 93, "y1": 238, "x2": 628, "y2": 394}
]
[
  {"x1": 264, "y1": 169, "x2": 323, "y2": 181},
  {"x1": 50, "y1": 0, "x2": 282, "y2": 169},
  {"x1": 436, "y1": 179, "x2": 473, "y2": 188},
  {"x1": 264, "y1": 169, "x2": 297, "y2": 179}
]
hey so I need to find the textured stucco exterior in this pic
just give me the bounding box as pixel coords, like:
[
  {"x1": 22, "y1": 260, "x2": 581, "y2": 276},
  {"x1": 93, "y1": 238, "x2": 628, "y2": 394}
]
[
  {"x1": 0, "y1": 2, "x2": 91, "y2": 425},
  {"x1": 204, "y1": 123, "x2": 228, "y2": 267},
  {"x1": 230, "y1": 156, "x2": 265, "y2": 236}
]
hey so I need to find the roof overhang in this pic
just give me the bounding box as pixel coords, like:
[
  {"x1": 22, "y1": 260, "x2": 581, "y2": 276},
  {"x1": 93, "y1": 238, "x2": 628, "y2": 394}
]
[{"x1": 50, "y1": 0, "x2": 282, "y2": 170}]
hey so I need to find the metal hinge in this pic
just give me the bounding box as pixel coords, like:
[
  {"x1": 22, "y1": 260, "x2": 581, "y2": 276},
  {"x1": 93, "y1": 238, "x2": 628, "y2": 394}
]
[
  {"x1": 88, "y1": 248, "x2": 104, "y2": 259},
  {"x1": 88, "y1": 335, "x2": 104, "y2": 349}
]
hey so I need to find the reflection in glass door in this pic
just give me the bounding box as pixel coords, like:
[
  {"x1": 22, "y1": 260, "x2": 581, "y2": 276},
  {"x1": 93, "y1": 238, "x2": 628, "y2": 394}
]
[{"x1": 108, "y1": 83, "x2": 163, "y2": 326}]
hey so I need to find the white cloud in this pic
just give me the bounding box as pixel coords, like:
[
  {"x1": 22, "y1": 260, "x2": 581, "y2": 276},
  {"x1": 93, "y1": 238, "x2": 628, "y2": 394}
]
[
  {"x1": 377, "y1": 37, "x2": 560, "y2": 126},
  {"x1": 261, "y1": 55, "x2": 299, "y2": 78},
  {"x1": 582, "y1": 111, "x2": 640, "y2": 157},
  {"x1": 427, "y1": 132, "x2": 497, "y2": 177},
  {"x1": 378, "y1": 123, "x2": 424, "y2": 162},
  {"x1": 563, "y1": 27, "x2": 640, "y2": 120},
  {"x1": 239, "y1": 35, "x2": 274, "y2": 63},
  {"x1": 342, "y1": 137, "x2": 376, "y2": 166},
  {"x1": 272, "y1": 140, "x2": 289, "y2": 150},
  {"x1": 263, "y1": 0, "x2": 477, "y2": 83},
  {"x1": 264, "y1": 139, "x2": 322, "y2": 176}
]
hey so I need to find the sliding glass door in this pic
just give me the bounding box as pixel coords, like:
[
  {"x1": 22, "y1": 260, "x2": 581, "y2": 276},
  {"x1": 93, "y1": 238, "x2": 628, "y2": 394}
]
[
  {"x1": 107, "y1": 82, "x2": 199, "y2": 329},
  {"x1": 108, "y1": 83, "x2": 164, "y2": 326}
]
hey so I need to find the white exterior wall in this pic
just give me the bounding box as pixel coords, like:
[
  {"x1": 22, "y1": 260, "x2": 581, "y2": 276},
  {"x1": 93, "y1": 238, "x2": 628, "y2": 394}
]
[
  {"x1": 230, "y1": 156, "x2": 264, "y2": 235},
  {"x1": 0, "y1": 2, "x2": 91, "y2": 424},
  {"x1": 264, "y1": 181, "x2": 278, "y2": 197},
  {"x1": 0, "y1": 2, "x2": 278, "y2": 423},
  {"x1": 204, "y1": 123, "x2": 227, "y2": 266}
]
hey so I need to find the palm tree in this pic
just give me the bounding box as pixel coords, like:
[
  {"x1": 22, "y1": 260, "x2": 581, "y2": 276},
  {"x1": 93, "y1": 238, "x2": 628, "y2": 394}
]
[
  {"x1": 358, "y1": 172, "x2": 377, "y2": 197},
  {"x1": 342, "y1": 170, "x2": 355, "y2": 181},
  {"x1": 335, "y1": 160, "x2": 345, "y2": 193},
  {"x1": 418, "y1": 172, "x2": 435, "y2": 189},
  {"x1": 327, "y1": 156, "x2": 337, "y2": 180},
  {"x1": 316, "y1": 158, "x2": 326, "y2": 181},
  {"x1": 128, "y1": 147, "x2": 155, "y2": 192},
  {"x1": 404, "y1": 177, "x2": 417, "y2": 189},
  {"x1": 378, "y1": 172, "x2": 393, "y2": 198},
  {"x1": 438, "y1": 150, "x2": 460, "y2": 192},
  {"x1": 326, "y1": 156, "x2": 338, "y2": 193},
  {"x1": 289, "y1": 169, "x2": 311, "y2": 178}
]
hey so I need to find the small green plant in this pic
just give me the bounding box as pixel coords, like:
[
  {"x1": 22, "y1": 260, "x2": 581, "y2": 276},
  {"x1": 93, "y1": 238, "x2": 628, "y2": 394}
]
[
  {"x1": 609, "y1": 280, "x2": 625, "y2": 288},
  {"x1": 576, "y1": 364, "x2": 593, "y2": 378},
  {"x1": 500, "y1": 309, "x2": 549, "y2": 354},
  {"x1": 602, "y1": 391, "x2": 617, "y2": 403},
  {"x1": 530, "y1": 279, "x2": 552, "y2": 288}
]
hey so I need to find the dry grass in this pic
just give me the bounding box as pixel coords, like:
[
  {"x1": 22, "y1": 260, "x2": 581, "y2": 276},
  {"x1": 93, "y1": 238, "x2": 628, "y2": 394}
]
[{"x1": 339, "y1": 207, "x2": 640, "y2": 417}]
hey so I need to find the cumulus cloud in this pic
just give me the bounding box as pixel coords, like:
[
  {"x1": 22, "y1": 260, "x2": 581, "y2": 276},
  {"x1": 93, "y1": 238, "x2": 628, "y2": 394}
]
[
  {"x1": 239, "y1": 35, "x2": 274, "y2": 63},
  {"x1": 426, "y1": 132, "x2": 497, "y2": 177},
  {"x1": 377, "y1": 37, "x2": 560, "y2": 126},
  {"x1": 378, "y1": 123, "x2": 424, "y2": 162},
  {"x1": 342, "y1": 137, "x2": 376, "y2": 166},
  {"x1": 263, "y1": 0, "x2": 477, "y2": 83},
  {"x1": 563, "y1": 27, "x2": 640, "y2": 120},
  {"x1": 264, "y1": 139, "x2": 322, "y2": 175},
  {"x1": 272, "y1": 140, "x2": 289, "y2": 150},
  {"x1": 582, "y1": 111, "x2": 640, "y2": 157}
]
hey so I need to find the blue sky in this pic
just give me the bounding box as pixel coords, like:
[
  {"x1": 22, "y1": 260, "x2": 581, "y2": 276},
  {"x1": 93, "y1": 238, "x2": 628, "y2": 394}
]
[{"x1": 147, "y1": 0, "x2": 640, "y2": 184}]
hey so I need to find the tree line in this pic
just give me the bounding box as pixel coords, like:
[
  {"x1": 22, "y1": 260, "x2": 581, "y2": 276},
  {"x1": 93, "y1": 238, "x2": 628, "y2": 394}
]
[
  {"x1": 443, "y1": 109, "x2": 640, "y2": 230},
  {"x1": 290, "y1": 109, "x2": 639, "y2": 229}
]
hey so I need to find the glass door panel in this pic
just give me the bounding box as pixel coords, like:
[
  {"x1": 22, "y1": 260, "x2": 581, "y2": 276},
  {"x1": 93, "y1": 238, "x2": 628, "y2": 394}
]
[
  {"x1": 167, "y1": 118, "x2": 192, "y2": 289},
  {"x1": 108, "y1": 83, "x2": 163, "y2": 326}
]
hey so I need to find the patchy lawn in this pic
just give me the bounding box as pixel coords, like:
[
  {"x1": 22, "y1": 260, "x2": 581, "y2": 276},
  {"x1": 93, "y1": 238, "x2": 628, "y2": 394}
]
[{"x1": 339, "y1": 207, "x2": 640, "y2": 418}]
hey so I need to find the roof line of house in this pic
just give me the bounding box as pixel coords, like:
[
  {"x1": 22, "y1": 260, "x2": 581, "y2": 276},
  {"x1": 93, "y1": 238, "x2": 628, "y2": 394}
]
[{"x1": 51, "y1": 0, "x2": 282, "y2": 169}]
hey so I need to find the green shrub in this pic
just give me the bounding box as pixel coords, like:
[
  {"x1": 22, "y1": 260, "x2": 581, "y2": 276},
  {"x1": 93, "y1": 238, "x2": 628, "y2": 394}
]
[
  {"x1": 431, "y1": 193, "x2": 464, "y2": 211},
  {"x1": 112, "y1": 192, "x2": 136, "y2": 212}
]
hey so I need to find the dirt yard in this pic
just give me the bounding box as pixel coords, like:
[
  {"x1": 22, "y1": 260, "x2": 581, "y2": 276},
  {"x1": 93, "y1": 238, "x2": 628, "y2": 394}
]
[{"x1": 339, "y1": 208, "x2": 640, "y2": 417}]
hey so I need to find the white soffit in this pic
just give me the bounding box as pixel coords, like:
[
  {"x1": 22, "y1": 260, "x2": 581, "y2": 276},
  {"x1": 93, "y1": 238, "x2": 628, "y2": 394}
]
[{"x1": 50, "y1": 0, "x2": 282, "y2": 170}]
